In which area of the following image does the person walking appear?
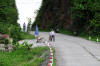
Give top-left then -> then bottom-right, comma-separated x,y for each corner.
23,22 -> 26,32
34,25 -> 39,43
49,30 -> 55,42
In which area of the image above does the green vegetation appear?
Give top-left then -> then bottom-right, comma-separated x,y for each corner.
0,0 -> 22,43
0,23 -> 22,43
53,48 -> 56,66
0,23 -> 35,44
20,32 -> 35,40
0,30 -> 35,44
71,0 -> 100,37
15,41 -> 33,50
0,47 -> 49,66
79,33 -> 100,42
27,18 -> 32,33
0,37 -> 9,44
59,29 -> 74,36
0,0 -> 34,43
39,29 -> 50,32
0,0 -> 18,25
59,30 -> 100,42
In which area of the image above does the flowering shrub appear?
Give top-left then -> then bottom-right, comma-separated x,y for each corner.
0,23 -> 22,43
0,34 -> 9,39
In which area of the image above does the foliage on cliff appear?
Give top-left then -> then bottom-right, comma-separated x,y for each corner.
71,0 -> 100,36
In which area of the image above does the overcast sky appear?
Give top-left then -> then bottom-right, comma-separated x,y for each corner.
15,0 -> 42,28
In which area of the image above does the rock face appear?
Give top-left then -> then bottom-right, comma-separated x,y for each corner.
33,0 -> 71,30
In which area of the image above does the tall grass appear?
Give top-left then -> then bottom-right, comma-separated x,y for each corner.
20,32 -> 35,40
0,47 -> 49,66
60,30 -> 100,42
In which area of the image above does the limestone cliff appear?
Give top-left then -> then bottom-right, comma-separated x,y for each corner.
33,0 -> 71,30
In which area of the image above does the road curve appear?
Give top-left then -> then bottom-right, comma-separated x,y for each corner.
38,32 -> 100,66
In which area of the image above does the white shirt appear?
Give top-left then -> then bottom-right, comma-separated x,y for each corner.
50,31 -> 55,36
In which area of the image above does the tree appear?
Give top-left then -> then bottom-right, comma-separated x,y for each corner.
71,0 -> 100,36
27,18 -> 32,33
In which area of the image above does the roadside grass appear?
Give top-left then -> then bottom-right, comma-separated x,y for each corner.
77,32 -> 100,42
38,30 -> 50,32
53,48 -> 56,66
59,29 -> 73,35
21,32 -> 35,40
89,36 -> 100,42
0,47 -> 49,66
60,30 -> 100,42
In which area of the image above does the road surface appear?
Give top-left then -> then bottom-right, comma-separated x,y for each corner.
39,32 -> 100,66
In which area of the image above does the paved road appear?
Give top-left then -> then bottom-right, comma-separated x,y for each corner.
39,32 -> 100,66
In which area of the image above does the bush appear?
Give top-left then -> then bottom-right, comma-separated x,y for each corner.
0,23 -> 22,44
15,42 -> 33,50
0,37 -> 5,44
5,39 -> 9,44
0,61 -> 4,66
0,37 -> 8,44
10,25 -> 22,43
71,0 -> 100,36
0,23 -> 10,34
0,0 -> 18,25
